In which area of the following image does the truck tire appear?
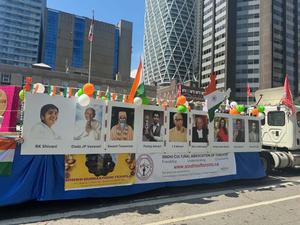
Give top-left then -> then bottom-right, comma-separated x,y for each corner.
259,152 -> 271,175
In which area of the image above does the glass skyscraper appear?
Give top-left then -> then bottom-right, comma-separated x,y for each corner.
0,0 -> 46,67
143,0 -> 200,85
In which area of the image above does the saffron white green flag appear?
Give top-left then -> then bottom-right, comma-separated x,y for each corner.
47,86 -> 56,96
203,73 -> 228,122
63,87 -> 72,98
0,139 -> 16,176
127,57 -> 146,103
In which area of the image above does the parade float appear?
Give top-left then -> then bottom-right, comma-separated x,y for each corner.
0,65 -> 266,207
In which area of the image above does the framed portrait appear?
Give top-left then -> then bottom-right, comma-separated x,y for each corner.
166,108 -> 189,153
106,101 -> 137,153
190,110 -> 209,153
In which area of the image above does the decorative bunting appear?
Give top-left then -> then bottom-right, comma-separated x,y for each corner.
93,91 -> 101,99
31,84 -> 39,94
64,87 -> 72,98
121,95 -> 127,102
47,86 -> 56,96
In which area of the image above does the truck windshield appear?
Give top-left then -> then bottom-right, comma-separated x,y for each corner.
297,112 -> 300,127
268,111 -> 285,126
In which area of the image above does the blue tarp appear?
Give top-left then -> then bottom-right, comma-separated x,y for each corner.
0,143 -> 265,207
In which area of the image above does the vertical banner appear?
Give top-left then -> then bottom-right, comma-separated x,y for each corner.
135,153 -> 236,184
0,86 -> 21,132
65,153 -> 136,190
166,108 -> 189,153
136,105 -> 165,153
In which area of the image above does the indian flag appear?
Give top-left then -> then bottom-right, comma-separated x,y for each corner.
105,87 -> 109,99
203,73 -> 225,122
31,84 -> 39,94
111,93 -> 117,101
121,95 -> 127,102
93,91 -> 101,99
0,139 -> 16,176
63,87 -> 72,98
47,86 -> 56,96
127,57 -> 146,103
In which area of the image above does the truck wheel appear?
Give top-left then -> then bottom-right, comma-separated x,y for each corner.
259,152 -> 271,175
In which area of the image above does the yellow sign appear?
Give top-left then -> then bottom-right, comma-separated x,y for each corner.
65,153 -> 136,190
0,89 -> 7,116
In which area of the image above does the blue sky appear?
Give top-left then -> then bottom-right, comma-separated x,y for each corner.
47,0 -> 145,76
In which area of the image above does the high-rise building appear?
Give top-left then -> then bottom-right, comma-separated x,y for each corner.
41,9 -> 133,81
0,0 -> 46,68
199,0 -> 300,104
143,0 -> 201,86
260,0 -> 299,98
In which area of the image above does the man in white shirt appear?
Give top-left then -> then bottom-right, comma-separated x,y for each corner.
74,108 -> 101,140
147,111 -> 164,142
169,113 -> 187,142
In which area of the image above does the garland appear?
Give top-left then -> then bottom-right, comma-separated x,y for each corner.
116,125 -> 128,140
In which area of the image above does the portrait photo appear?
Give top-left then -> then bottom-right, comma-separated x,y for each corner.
192,115 -> 208,143
74,104 -> 103,141
232,118 -> 245,143
30,103 -> 63,140
142,110 -> 164,142
214,117 -> 229,142
110,106 -> 135,141
169,112 -> 188,142
249,120 -> 260,142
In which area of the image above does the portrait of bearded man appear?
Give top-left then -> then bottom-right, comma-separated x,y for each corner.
110,111 -> 134,141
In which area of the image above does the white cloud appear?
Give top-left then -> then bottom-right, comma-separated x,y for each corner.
130,69 -> 137,78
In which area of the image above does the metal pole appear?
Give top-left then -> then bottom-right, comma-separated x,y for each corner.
88,40 -> 92,83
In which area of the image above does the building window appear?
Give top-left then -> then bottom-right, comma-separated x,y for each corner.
78,83 -> 84,89
22,76 -> 26,85
61,81 -> 69,87
43,78 -> 50,85
1,73 -> 11,83
95,85 -> 101,91
164,93 -> 166,97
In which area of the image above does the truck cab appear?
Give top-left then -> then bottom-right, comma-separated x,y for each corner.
253,87 -> 300,173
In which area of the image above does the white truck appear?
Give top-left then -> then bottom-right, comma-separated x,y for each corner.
252,87 -> 300,174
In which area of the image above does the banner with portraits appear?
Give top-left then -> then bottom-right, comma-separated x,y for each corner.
22,93 -> 261,155
135,153 -> 236,184
22,93 -> 106,155
65,153 -> 136,190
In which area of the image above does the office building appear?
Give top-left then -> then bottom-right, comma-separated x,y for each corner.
260,0 -> 299,98
143,0 -> 201,86
42,9 -> 133,81
0,0 -> 46,68
199,0 -> 300,104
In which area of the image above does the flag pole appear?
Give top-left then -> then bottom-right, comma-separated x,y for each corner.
88,9 -> 94,83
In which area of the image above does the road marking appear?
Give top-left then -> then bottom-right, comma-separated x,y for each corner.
1,180 -> 300,225
146,194 -> 300,225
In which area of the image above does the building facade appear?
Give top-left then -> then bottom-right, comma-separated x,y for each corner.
42,9 -> 133,81
0,63 -> 157,98
199,0 -> 300,104
0,0 -> 46,68
143,0 -> 201,86
260,0 -> 299,98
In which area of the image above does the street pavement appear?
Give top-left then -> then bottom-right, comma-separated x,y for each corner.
1,169 -> 300,225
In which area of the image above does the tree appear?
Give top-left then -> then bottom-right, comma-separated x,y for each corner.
294,96 -> 300,106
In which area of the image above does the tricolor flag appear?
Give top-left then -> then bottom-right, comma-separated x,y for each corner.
31,84 -> 39,94
225,99 -> 231,110
47,86 -> 56,96
247,82 -> 251,97
202,101 -> 208,112
93,91 -> 101,99
121,95 -> 127,102
151,98 -> 158,105
63,87 -> 72,98
282,74 -> 295,115
127,57 -> 146,103
203,73 -> 227,122
88,10 -> 94,42
105,86 -> 109,99
0,139 -> 16,176
111,93 -> 117,101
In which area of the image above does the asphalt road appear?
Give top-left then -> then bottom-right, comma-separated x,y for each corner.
1,169 -> 300,225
